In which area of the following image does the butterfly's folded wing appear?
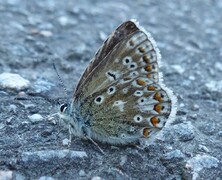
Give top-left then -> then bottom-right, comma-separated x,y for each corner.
73,20 -> 177,145
75,21 -> 139,95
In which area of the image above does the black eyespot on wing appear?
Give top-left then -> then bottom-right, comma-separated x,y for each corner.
95,97 -> 102,102
125,58 -> 130,63
130,64 -> 135,68
108,87 -> 114,93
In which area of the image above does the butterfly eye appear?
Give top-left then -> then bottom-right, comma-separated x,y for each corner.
60,103 -> 68,113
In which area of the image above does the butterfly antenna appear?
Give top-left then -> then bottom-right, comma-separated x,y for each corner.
53,63 -> 68,97
14,96 -> 60,105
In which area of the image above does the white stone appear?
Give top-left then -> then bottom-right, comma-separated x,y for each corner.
188,75 -> 195,80
79,170 -> 86,177
215,62 -> 222,71
0,171 -> 13,179
58,16 -> 69,26
28,114 -> 43,122
0,73 -> 30,90
39,176 -> 55,180
205,80 -> 222,92
9,104 -> 17,113
91,177 -> 102,180
40,30 -> 53,37
62,138 -> 71,146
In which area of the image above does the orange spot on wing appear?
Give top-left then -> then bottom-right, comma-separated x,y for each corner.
154,103 -> 162,113
136,79 -> 146,86
147,85 -> 156,91
151,116 -> 160,127
144,65 -> 152,72
154,92 -> 163,102
142,127 -> 150,137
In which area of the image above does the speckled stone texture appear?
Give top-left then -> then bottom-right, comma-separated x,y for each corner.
0,0 -> 221,179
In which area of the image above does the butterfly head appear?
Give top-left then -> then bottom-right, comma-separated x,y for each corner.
58,102 -> 73,125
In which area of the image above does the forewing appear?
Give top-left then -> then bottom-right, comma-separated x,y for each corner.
75,20 -> 140,94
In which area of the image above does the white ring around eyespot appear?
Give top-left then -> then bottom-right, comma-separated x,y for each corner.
134,114 -> 143,123
128,62 -> 137,70
134,90 -> 143,97
107,86 -> 116,95
137,97 -> 146,105
94,95 -> 104,105
122,56 -> 132,65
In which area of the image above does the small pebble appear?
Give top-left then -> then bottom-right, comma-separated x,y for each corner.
23,103 -> 36,109
62,138 -> 71,146
39,30 -> 53,37
192,104 -> 199,111
79,170 -> 86,177
189,114 -> 197,120
163,149 -> 185,161
91,177 -> 102,180
6,116 -> 13,124
9,104 -> 17,113
28,114 -> 43,122
58,16 -> 69,26
198,145 -> 210,153
0,171 -> 13,179
215,62 -> 222,71
39,176 -> 55,180
188,75 -> 195,80
0,73 -> 30,90
205,80 -> 222,92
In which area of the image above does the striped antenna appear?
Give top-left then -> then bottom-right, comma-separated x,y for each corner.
52,63 -> 68,97
14,96 -> 59,104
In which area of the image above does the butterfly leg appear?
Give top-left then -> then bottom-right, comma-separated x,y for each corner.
67,124 -> 72,147
82,127 -> 105,154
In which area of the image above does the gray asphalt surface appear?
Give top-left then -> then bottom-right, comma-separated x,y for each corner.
0,0 -> 221,179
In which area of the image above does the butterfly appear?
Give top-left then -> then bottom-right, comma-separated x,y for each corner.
59,19 -> 177,147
